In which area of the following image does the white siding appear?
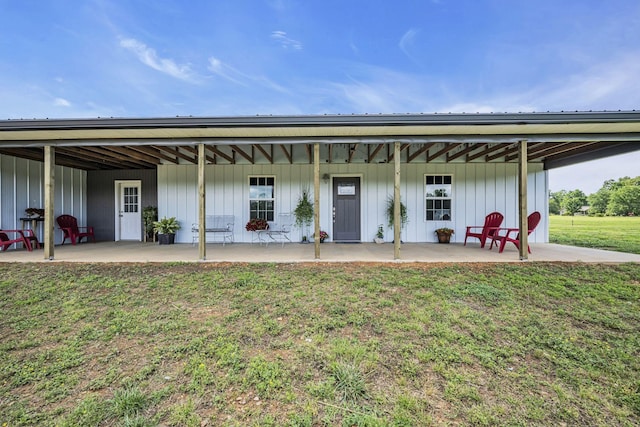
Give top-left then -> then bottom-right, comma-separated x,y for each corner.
0,154 -> 87,243
158,162 -> 548,244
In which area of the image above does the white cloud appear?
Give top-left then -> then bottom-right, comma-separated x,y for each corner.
271,31 -> 303,50
399,28 -> 420,59
119,37 -> 194,82
53,98 -> 71,107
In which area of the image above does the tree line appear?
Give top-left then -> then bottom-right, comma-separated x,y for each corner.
550,176 -> 640,216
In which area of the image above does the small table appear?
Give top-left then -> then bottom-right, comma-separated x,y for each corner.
20,217 -> 44,238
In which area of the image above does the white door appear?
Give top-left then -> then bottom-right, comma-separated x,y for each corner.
116,181 -> 142,241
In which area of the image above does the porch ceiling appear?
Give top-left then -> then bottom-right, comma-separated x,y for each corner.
1,111 -> 639,170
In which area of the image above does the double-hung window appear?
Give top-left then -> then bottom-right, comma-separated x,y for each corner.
249,176 -> 275,221
425,175 -> 452,221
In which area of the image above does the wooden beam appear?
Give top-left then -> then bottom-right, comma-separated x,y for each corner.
394,142 -> 401,260
518,140 -> 528,261
504,142 -> 546,161
427,143 -> 460,161
305,144 -> 312,164
207,145 -> 234,163
156,146 -> 197,163
328,144 -> 333,163
44,146 -> 55,260
407,142 -> 435,162
198,143 -> 206,261
230,145 -> 254,163
279,144 -> 292,164
314,143 -> 320,259
486,144 -> 519,162
367,143 -> 385,163
254,144 -> 273,163
347,143 -> 358,163
466,144 -> 508,161
446,143 -> 486,162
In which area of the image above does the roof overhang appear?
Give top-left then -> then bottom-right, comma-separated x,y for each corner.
1,111 -> 639,170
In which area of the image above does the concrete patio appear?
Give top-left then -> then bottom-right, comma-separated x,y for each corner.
1,241 -> 639,263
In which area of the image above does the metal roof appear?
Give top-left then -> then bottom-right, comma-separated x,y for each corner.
1,111 -> 639,170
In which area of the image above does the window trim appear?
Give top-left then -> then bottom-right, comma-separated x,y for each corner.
425,174 -> 453,222
248,175 -> 276,221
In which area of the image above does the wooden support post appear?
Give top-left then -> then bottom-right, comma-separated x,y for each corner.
314,143 -> 320,259
198,143 -> 206,261
44,145 -> 55,260
518,139 -> 528,261
394,141 -> 401,260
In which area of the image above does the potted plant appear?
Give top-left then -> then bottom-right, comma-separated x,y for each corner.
294,187 -> 314,242
435,227 -> 454,243
319,230 -> 328,243
374,224 -> 384,244
385,195 -> 408,243
245,218 -> 269,231
142,206 -> 158,242
153,216 -> 181,245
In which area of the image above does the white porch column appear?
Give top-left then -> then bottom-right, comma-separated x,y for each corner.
518,139 -> 528,261
44,145 -> 55,260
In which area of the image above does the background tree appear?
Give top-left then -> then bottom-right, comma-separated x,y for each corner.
607,185 -> 640,216
548,190 -> 566,215
560,189 -> 587,215
588,188 -> 610,215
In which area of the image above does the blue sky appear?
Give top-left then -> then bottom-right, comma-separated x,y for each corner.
1,0 -> 639,194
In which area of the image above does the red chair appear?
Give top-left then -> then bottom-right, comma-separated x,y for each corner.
0,229 -> 36,251
489,211 -> 541,253
464,211 -> 504,248
56,214 -> 96,245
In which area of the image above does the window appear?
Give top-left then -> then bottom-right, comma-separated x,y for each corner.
249,176 -> 275,221
425,175 -> 452,221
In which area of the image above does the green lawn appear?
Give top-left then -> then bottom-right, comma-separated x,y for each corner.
1,262 -> 639,426
549,215 -> 640,254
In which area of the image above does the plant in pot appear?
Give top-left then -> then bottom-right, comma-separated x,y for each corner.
318,230 -> 328,243
142,206 -> 158,242
435,227 -> 454,243
374,224 -> 384,244
385,195 -> 408,242
153,216 -> 181,245
294,187 -> 314,243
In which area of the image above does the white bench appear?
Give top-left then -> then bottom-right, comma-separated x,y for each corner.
191,215 -> 234,246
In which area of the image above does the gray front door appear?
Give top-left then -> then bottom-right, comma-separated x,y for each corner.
333,177 -> 361,242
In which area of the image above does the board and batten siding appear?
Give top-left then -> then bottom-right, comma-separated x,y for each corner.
0,154 -> 87,243
158,162 -> 548,244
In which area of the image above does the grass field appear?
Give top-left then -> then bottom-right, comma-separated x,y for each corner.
549,215 -> 640,254
1,262 -> 639,426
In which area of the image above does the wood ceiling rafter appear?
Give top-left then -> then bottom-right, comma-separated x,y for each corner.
503,142 -> 547,161
254,144 -> 273,163
58,147 -> 142,169
447,143 -> 486,162
543,141 -> 610,163
367,144 -> 385,163
486,143 -> 520,162
156,146 -> 196,164
279,144 -> 292,164
81,146 -> 154,168
230,145 -> 254,163
428,143 -> 461,162
206,145 -> 234,163
305,144 -> 312,164
466,143 -> 511,162
348,143 -> 359,163
407,142 -> 435,163
98,145 -> 160,167
135,146 -> 179,164
527,141 -> 602,162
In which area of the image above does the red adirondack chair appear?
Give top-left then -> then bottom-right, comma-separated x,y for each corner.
464,211 -> 504,248
0,229 -> 38,251
56,214 -> 96,245
489,211 -> 542,253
